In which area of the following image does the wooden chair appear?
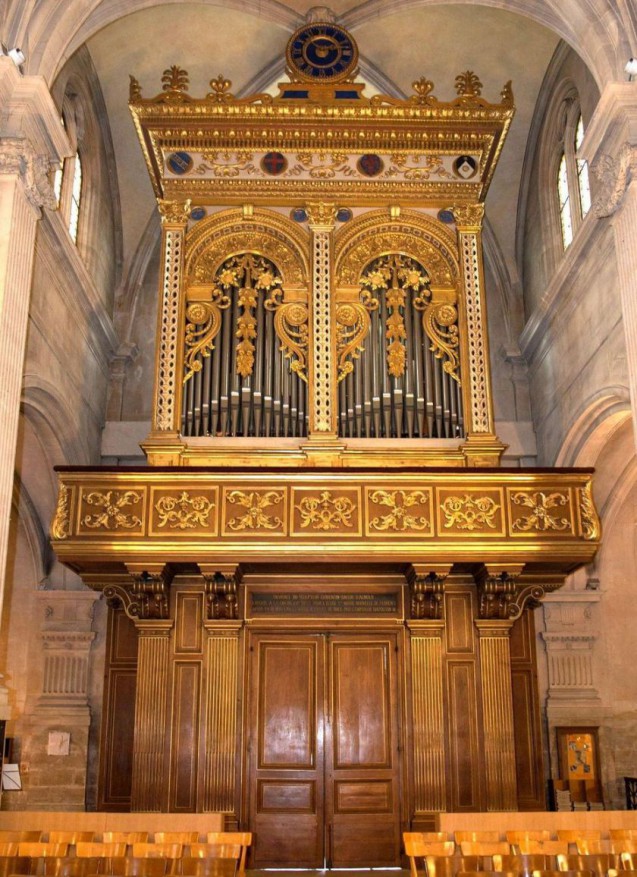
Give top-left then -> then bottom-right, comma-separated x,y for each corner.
458,870 -> 517,877
493,853 -> 550,876
405,838 -> 455,877
108,859 -> 168,877
460,842 -> 511,868
0,843 -> 19,857
75,844 -> 127,859
622,853 -> 637,869
519,842 -> 569,857
18,844 -> 69,876
153,835 -> 199,846
404,833 -> 449,845
47,835 -> 96,847
101,834 -> 149,846
426,856 -> 480,877
204,834 -> 252,875
456,833 -> 501,845
131,845 -> 183,860
0,856 -> 30,877
0,833 -> 41,844
557,833 -> 601,846
557,854 -> 620,876
612,842 -> 637,856
507,833 -> 552,847
531,870 -> 594,877
609,831 -> 637,842
54,858 -> 103,877
178,847 -> 241,877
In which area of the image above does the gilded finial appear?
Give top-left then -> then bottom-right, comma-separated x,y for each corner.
500,80 -> 514,107
207,74 -> 234,103
410,77 -> 437,106
161,65 -> 190,97
129,75 -> 142,101
454,70 -> 483,99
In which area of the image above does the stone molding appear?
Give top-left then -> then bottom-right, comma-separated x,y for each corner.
0,137 -> 56,210
592,142 -> 637,218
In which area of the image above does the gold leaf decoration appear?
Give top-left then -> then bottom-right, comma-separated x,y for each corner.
455,70 -> 483,98
296,491 -> 355,531
82,490 -> 143,530
51,485 -> 71,540
226,490 -> 284,531
155,492 -> 214,530
183,293 -> 231,382
441,494 -> 500,530
511,491 -> 570,532
335,302 -> 371,382
578,483 -> 600,541
369,490 -> 430,531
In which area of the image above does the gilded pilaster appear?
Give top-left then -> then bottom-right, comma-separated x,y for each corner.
475,619 -> 518,811
408,620 -> 447,813
454,204 -> 503,465
150,198 -> 190,437
307,202 -> 338,439
130,618 -> 173,812
202,621 -> 241,814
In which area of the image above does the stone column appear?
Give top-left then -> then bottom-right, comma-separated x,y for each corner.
454,204 -> 505,466
143,198 -> 190,464
306,202 -> 338,442
582,85 -> 637,449
0,58 -> 70,692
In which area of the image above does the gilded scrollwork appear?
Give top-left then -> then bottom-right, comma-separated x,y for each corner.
441,494 -> 500,531
369,490 -> 430,531
335,302 -> 371,382
82,490 -> 143,530
296,491 -> 355,531
226,490 -> 284,531
578,482 -> 600,541
510,491 -> 571,532
51,485 -> 71,541
158,198 -> 192,225
154,491 -> 215,530
183,293 -> 230,382
273,301 -> 309,383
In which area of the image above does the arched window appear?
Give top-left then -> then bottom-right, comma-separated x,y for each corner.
68,151 -> 83,243
557,106 -> 591,250
54,99 -> 84,245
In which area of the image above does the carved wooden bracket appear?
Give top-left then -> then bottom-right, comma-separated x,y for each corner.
102,564 -> 174,620
199,564 -> 243,620
407,564 -> 452,620
475,563 -> 555,621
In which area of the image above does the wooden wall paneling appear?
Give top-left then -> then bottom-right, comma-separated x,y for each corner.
444,586 -> 481,812
130,620 -> 173,812
409,621 -> 446,815
510,610 -> 545,810
170,661 -> 202,811
475,621 -> 518,811
201,623 -> 241,816
98,607 -> 138,810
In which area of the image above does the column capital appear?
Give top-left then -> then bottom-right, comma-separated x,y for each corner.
306,201 -> 337,230
452,203 -> 485,230
199,563 -> 242,620
406,563 -> 451,620
0,136 -> 56,210
157,198 -> 191,225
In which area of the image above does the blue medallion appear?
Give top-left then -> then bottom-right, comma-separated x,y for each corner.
167,151 -> 193,175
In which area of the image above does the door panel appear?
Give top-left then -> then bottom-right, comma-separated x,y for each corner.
327,636 -> 400,866
247,631 -> 400,868
249,636 -> 324,867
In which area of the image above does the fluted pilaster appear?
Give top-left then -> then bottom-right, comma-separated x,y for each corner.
307,203 -> 337,438
409,621 -> 446,812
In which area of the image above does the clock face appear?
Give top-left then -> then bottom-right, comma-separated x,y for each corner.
287,24 -> 358,82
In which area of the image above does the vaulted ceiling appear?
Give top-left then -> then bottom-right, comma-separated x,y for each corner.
83,2 -> 560,281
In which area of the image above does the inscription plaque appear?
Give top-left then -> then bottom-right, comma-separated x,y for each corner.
249,591 -> 399,617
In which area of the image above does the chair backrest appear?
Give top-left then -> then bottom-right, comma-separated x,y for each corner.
0,856 -> 30,877
102,834 -> 149,845
404,832 -> 449,844
426,856 -> 480,877
609,831 -> 637,841
456,833 -> 501,845
575,840 -> 613,856
75,843 -> 127,859
612,841 -> 637,855
557,833 -> 601,845
404,839 -> 454,877
457,871 -> 517,877
47,835 -> 95,846
0,833 -> 39,845
0,843 -> 19,857
493,854 -> 549,875
531,871 -> 595,877
204,834 -> 251,874
131,845 -> 182,860
55,857 -> 104,877
18,844 -> 69,859
179,848 -> 241,877
460,843 -> 511,858
110,858 -> 168,877
507,833 -> 552,845
557,853 -> 618,877
520,842 -> 568,857
622,852 -> 637,869
154,835 -> 199,846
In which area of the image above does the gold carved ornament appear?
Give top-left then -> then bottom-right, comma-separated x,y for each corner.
510,491 -> 570,532
579,482 -> 600,540
296,491 -> 355,531
226,490 -> 284,531
51,485 -> 71,540
368,489 -> 430,531
184,251 -> 309,384
154,492 -> 214,530
441,494 -> 500,530
335,302 -> 371,381
82,490 -> 143,530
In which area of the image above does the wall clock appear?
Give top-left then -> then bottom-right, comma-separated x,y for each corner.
287,23 -> 358,82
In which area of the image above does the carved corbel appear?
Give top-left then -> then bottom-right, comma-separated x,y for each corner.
407,564 -> 451,619
476,564 -> 524,620
591,142 -> 637,218
199,564 -> 243,620
108,563 -> 175,620
0,137 -> 57,211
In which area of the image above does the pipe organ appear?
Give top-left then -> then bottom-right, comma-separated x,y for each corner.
52,18 -> 600,869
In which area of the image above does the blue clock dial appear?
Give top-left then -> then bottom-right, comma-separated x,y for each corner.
287,24 -> 358,82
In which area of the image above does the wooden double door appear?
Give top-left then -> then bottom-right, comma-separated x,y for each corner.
246,630 -> 402,868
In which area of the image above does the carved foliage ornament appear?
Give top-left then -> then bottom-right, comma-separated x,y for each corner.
511,491 -> 570,532
226,490 -> 284,531
82,490 -> 143,530
578,482 -> 600,541
296,491 -> 355,531
0,138 -> 56,210
51,485 -> 71,541
369,489 -> 430,532
154,491 -> 214,530
130,68 -> 272,106
441,494 -> 500,530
